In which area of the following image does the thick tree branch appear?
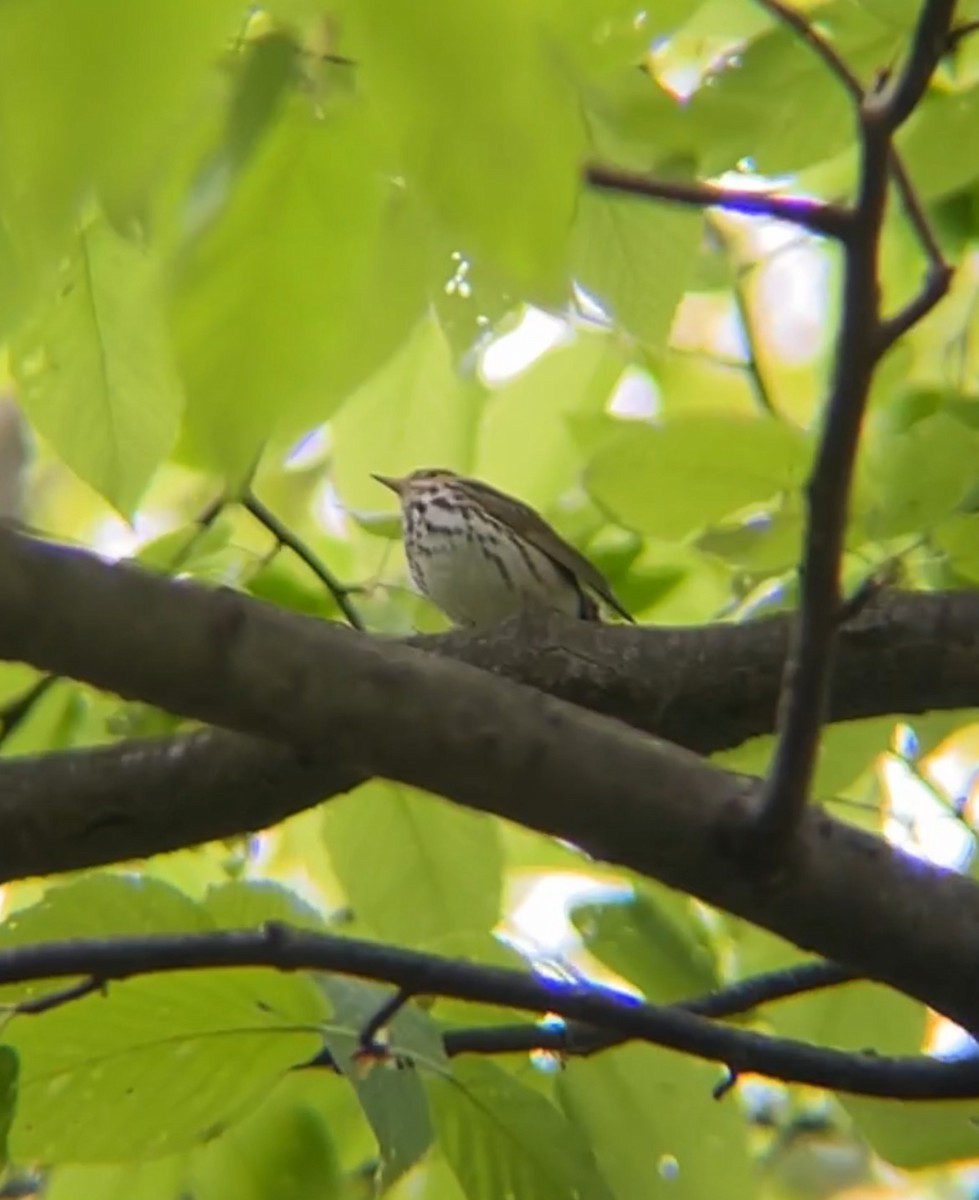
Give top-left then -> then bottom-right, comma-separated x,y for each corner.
1,530 -> 979,1029
1,585 -> 977,882
0,925 -> 974,1099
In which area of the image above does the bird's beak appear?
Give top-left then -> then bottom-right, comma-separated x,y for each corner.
371,473 -> 406,497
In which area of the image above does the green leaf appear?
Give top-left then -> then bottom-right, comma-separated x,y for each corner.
569,883 -> 719,1003
765,980 -> 926,1053
189,1073 -> 342,1200
586,416 -> 812,538
572,193 -> 703,351
345,0 -> 583,301
331,314 -> 483,517
47,1158 -> 188,1200
429,1059 -> 615,1200
691,5 -> 901,175
475,333 -> 627,511
12,215 -> 183,515
46,1075 -> 345,1200
856,412 -> 979,540
203,880 -> 327,931
7,967 -> 325,1161
172,97 -> 387,478
322,783 -> 503,949
841,1093 -> 979,1170
318,976 -> 444,1190
558,1045 -> 755,1200
0,0 -> 242,292
0,1048 -> 18,1171
0,876 -> 327,1160
898,85 -> 979,201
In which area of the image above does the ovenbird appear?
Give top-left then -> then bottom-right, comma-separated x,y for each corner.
373,468 -> 633,628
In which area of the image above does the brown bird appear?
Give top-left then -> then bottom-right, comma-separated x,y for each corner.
373,468 -> 633,628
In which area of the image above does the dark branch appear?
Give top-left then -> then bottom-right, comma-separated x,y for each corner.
2,530 -> 979,1028
752,0 -> 956,856
867,0 -> 958,131
440,960 -> 858,1060
584,166 -> 850,240
0,924 -> 973,1100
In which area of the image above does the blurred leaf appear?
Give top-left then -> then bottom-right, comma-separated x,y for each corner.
13,215 -> 183,515
323,783 -> 503,949
898,85 -> 979,201
570,884 -> 719,1003
344,0 -> 583,301
558,1045 -> 755,1200
0,1049 -> 17,1171
429,1059 -> 615,1200
587,415 -> 811,538
203,880 -> 327,931
189,1073 -> 342,1200
842,1093 -> 979,1170
172,97 -> 386,478
766,980 -> 926,1052
856,412 -> 979,540
476,333 -> 627,510
691,4 -> 901,175
573,194 -> 703,352
0,0 -> 241,290
332,314 -> 484,516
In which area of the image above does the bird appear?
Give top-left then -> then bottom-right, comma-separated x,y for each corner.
372,468 -> 633,628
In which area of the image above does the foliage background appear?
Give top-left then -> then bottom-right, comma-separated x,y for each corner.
1,0 -> 979,1197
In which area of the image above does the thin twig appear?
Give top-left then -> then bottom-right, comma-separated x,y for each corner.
440,960 -> 857,1061
11,977 -> 104,1015
753,0 -> 863,100
946,19 -> 979,54
585,166 -> 850,240
0,674 -> 57,749
0,923 -> 970,1099
242,489 -> 365,631
708,217 -> 780,416
359,986 -> 414,1051
751,0 -> 956,857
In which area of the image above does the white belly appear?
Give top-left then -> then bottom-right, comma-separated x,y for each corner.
408,504 -> 580,626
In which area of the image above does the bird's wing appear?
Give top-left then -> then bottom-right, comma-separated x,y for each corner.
466,479 -> 635,623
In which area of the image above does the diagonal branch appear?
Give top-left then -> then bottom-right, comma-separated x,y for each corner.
2,529 -> 979,1028
0,924 -> 973,1099
241,489 -> 365,631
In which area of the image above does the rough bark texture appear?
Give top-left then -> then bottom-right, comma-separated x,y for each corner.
1,529 -> 979,1030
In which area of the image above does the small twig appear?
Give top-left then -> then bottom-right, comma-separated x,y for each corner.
11,976 -> 104,1015
442,960 -> 858,1061
359,986 -> 414,1052
753,0 -> 863,101
709,218 -> 780,416
585,166 -> 850,240
877,153 -> 953,352
241,489 -> 365,631
0,674 -> 57,749
946,19 -> 979,54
